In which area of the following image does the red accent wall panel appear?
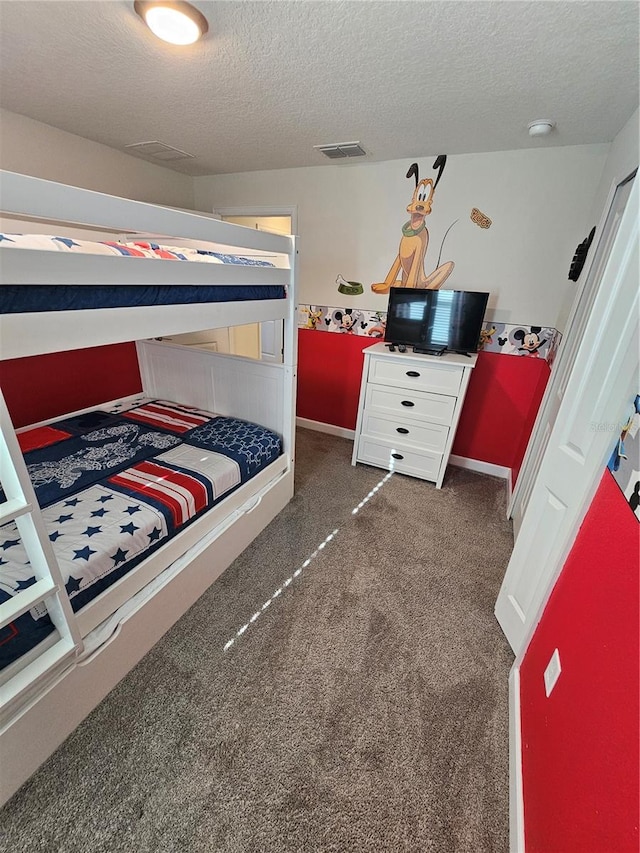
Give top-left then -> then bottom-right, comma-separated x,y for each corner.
297,329 -> 378,429
0,343 -> 142,428
297,334 -> 550,473
452,351 -> 550,470
520,471 -> 639,853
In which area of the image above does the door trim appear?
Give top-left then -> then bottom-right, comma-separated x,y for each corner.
509,663 -> 526,853
214,205 -> 298,237
508,169 -> 637,523
496,176 -> 638,655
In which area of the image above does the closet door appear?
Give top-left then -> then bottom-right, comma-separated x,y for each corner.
509,170 -> 636,537
496,178 -> 638,655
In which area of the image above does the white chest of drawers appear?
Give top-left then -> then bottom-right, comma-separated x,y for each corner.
351,342 -> 477,488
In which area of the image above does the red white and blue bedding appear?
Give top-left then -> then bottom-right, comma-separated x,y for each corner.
0,235 -> 285,312
0,400 -> 282,669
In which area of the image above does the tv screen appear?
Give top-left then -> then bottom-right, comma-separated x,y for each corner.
384,288 -> 490,354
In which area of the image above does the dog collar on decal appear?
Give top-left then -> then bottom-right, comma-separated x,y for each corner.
402,220 -> 426,238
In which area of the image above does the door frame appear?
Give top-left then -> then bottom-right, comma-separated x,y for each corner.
508,169 -> 637,528
214,205 -> 298,364
214,205 -> 298,237
497,175 -> 638,654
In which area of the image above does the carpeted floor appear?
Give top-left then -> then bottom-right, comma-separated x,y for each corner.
2,428 -> 514,853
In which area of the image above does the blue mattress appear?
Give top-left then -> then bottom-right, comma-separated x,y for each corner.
0,284 -> 286,313
0,400 -> 283,669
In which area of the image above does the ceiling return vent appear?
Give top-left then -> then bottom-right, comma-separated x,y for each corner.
124,141 -> 196,162
314,141 -> 367,159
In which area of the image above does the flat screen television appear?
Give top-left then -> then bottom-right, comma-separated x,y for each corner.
384,287 -> 490,355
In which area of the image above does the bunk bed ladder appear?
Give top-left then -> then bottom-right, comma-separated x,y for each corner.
0,390 -> 83,718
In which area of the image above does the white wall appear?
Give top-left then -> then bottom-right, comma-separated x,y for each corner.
0,109 -> 194,209
194,144 -> 608,328
556,109 -> 639,332
589,108 -> 639,227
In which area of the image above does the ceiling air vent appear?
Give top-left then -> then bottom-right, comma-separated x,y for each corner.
314,141 -> 367,160
124,141 -> 196,162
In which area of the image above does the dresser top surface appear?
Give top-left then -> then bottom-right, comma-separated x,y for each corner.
364,342 -> 478,368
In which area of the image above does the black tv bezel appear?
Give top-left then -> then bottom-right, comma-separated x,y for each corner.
384,287 -> 490,355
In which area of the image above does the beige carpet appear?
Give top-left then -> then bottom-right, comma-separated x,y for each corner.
2,428 -> 514,852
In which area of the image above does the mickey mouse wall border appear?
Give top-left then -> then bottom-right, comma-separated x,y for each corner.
299,305 -> 561,362
478,321 -> 562,363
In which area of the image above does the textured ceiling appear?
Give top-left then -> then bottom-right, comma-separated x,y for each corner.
0,1 -> 638,176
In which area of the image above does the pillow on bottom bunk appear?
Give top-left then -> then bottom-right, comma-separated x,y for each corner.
0,401 -> 282,670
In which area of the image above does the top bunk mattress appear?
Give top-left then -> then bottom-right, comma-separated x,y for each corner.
0,235 -> 286,312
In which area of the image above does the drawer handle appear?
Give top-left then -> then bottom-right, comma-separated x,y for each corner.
391,453 -> 404,460
401,400 -> 415,407
406,371 -> 421,377
396,427 -> 409,434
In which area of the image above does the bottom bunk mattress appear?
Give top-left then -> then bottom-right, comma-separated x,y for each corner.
0,400 -> 283,670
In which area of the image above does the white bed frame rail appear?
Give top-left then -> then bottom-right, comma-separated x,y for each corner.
0,170 -> 297,361
0,170 -> 292,254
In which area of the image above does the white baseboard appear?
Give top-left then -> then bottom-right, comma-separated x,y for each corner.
296,417 -> 355,440
449,454 -> 511,481
509,663 -> 526,852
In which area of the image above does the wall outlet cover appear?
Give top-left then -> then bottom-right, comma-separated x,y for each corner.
544,648 -> 562,697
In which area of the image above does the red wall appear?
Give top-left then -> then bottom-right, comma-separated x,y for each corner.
452,351 -> 550,474
0,343 -> 142,428
297,331 -> 549,474
520,471 -> 639,853
297,329 -> 378,429
5,333 -> 549,482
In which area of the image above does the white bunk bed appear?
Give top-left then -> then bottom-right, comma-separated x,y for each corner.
0,170 -> 298,805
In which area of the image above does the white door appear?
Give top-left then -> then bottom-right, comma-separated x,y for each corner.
259,319 -> 284,363
496,178 -> 639,655
509,170 -> 637,537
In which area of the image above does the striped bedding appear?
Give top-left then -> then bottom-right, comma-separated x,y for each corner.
0,234 -> 285,312
0,235 -> 276,265
0,400 -> 282,669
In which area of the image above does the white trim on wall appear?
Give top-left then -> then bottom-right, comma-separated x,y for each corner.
214,205 -> 299,237
448,454 -> 511,481
509,664 -> 526,853
296,417 -> 355,440
296,424 -> 515,487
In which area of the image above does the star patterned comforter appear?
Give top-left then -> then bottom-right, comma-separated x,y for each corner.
0,234 -> 285,312
0,400 -> 282,669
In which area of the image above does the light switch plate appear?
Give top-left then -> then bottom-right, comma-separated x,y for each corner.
544,648 -> 562,697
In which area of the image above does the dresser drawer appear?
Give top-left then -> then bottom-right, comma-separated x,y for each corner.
356,437 -> 442,481
365,384 -> 456,426
362,411 -> 449,453
368,357 -> 463,396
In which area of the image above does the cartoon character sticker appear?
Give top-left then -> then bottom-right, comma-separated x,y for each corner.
325,308 -> 368,334
470,208 -> 492,229
371,156 -> 455,294
301,306 -> 324,329
477,322 -> 559,361
479,326 -> 497,349
336,274 -> 364,296
511,326 -> 548,357
366,312 -> 387,338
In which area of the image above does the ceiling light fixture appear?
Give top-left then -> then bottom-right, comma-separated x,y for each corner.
528,120 -> 555,138
134,1 -> 208,45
